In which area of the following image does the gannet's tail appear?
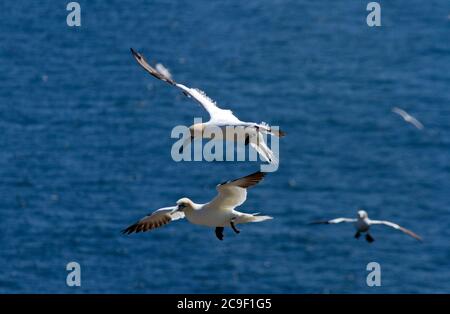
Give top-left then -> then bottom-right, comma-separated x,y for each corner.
234,212 -> 273,224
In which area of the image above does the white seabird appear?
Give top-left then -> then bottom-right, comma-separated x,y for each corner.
311,209 -> 422,243
122,171 -> 272,240
130,48 -> 285,165
392,107 -> 424,130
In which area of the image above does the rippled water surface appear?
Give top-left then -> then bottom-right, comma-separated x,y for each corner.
0,1 -> 450,293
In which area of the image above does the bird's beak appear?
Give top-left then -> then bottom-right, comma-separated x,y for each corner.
169,206 -> 180,213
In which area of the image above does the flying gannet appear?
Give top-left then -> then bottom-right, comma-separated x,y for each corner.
392,107 -> 424,130
311,209 -> 422,243
122,171 -> 272,240
130,48 -> 285,165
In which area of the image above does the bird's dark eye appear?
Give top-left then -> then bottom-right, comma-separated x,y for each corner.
178,204 -> 186,209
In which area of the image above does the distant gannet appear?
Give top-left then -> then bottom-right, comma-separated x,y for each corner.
311,209 -> 422,243
122,171 -> 272,240
392,107 -> 424,130
130,48 -> 285,165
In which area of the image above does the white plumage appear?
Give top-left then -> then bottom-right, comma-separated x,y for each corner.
123,171 -> 272,240
130,48 -> 285,165
311,210 -> 422,242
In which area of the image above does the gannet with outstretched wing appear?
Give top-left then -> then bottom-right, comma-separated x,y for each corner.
392,107 -> 424,130
130,48 -> 285,165
311,209 -> 422,243
122,171 -> 272,240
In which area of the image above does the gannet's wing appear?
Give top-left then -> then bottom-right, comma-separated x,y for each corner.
130,48 -> 240,123
208,171 -> 266,210
369,220 -> 422,241
392,107 -> 424,130
407,116 -> 424,130
392,107 -> 408,119
122,206 -> 184,234
310,218 -> 356,224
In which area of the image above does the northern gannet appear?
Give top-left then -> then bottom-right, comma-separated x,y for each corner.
311,209 -> 422,243
130,48 -> 285,165
392,107 -> 424,130
122,171 -> 272,240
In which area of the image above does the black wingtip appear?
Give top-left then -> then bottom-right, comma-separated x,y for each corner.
252,171 -> 267,179
246,171 -> 266,180
130,48 -> 141,59
219,171 -> 267,187
121,223 -> 137,235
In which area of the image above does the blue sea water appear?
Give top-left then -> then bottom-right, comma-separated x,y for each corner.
0,0 -> 450,293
